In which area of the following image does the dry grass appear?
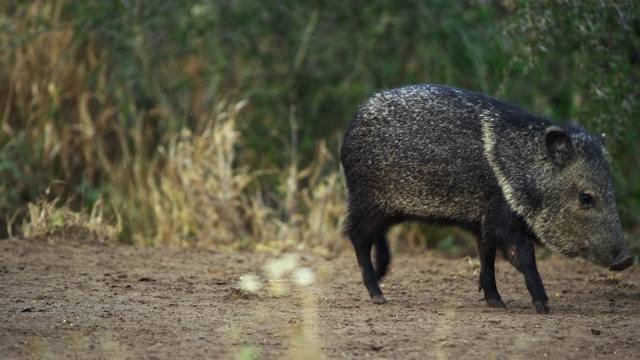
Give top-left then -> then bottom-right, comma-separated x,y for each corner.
1,0 -> 123,232
108,99 -> 347,251
133,100 -> 254,248
21,191 -> 121,242
1,0 -> 113,177
19,98 -> 347,252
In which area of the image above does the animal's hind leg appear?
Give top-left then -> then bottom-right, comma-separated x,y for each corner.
374,233 -> 390,280
355,239 -> 386,304
476,235 -> 506,308
346,216 -> 388,304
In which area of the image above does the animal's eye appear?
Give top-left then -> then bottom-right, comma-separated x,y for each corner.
579,193 -> 594,208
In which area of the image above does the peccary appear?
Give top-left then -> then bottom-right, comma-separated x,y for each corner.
340,84 -> 634,314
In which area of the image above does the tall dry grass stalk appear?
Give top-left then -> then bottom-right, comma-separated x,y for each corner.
296,143 -> 347,255
1,0 -> 123,235
147,100 -> 253,247
1,0 -> 109,176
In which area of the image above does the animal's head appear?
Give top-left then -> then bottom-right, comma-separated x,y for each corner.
530,126 -> 632,271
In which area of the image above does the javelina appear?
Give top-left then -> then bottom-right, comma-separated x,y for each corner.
340,84 -> 634,314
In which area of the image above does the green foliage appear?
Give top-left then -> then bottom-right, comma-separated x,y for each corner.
1,0 -> 638,250
502,0 -> 640,227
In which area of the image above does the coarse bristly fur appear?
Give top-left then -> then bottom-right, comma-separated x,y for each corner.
340,84 -> 633,314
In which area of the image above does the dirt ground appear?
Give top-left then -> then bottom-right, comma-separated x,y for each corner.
1,230 -> 639,360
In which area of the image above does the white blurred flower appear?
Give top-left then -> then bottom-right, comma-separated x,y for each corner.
240,274 -> 262,293
264,253 -> 299,280
293,267 -> 315,286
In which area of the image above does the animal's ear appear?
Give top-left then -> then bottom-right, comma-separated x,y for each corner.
600,133 -> 606,146
545,127 -> 573,168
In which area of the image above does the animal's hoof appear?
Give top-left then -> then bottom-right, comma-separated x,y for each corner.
609,252 -> 634,271
534,301 -> 550,314
486,298 -> 507,308
372,295 -> 388,304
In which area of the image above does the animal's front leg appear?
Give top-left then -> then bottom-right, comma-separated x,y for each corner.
484,197 -> 549,314
502,236 -> 549,314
